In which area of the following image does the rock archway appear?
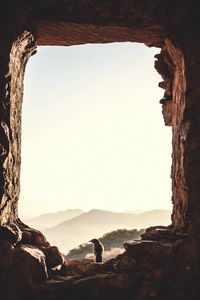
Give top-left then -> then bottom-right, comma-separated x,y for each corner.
0,1 -> 200,299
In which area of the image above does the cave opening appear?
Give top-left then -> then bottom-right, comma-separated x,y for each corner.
19,42 -> 172,257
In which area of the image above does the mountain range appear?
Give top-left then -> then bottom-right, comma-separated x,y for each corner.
24,208 -> 171,253
25,209 -> 83,230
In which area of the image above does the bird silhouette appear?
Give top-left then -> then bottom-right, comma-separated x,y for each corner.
89,239 -> 104,263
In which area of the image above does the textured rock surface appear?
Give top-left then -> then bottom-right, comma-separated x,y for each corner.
42,246 -> 65,269
13,245 -> 48,284
0,31 -> 36,225
0,1 -> 200,299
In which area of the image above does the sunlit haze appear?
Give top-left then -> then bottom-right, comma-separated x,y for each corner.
19,42 -> 172,219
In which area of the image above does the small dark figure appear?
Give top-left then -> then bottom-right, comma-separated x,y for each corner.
89,239 -> 104,263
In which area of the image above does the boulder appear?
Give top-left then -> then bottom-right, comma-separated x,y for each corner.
42,246 -> 64,270
73,273 -> 132,300
0,223 -> 22,244
14,245 -> 48,285
123,240 -> 174,258
57,259 -> 94,277
20,227 -> 50,248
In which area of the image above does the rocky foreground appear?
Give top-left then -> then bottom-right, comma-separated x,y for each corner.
0,221 -> 199,300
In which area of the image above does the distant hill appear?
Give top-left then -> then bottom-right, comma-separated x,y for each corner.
66,228 -> 145,259
44,209 -> 171,253
25,209 -> 83,230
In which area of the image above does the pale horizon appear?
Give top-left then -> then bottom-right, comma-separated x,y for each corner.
24,207 -> 172,221
19,42 -> 172,219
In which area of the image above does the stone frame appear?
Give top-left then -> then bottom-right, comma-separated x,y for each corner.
0,2 -> 200,299
0,1 -> 195,233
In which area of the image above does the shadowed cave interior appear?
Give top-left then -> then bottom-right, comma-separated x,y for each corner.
0,2 -> 200,299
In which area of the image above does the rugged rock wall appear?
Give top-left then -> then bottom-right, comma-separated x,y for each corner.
0,32 -> 36,225
0,1 -> 200,299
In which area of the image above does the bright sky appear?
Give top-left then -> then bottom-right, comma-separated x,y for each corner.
19,42 -> 172,219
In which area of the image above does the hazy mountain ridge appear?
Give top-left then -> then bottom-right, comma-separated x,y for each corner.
47,209 -> 171,231
43,209 -> 171,252
25,209 -> 83,230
